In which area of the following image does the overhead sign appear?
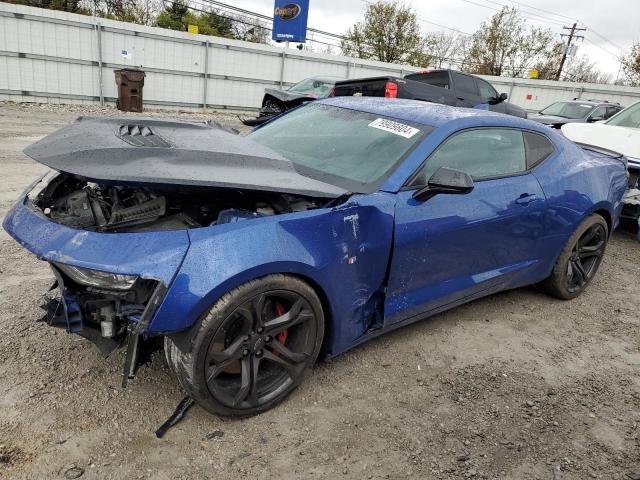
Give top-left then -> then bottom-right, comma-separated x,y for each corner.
272,0 -> 309,43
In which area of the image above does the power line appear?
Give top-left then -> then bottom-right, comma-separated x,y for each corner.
201,0 -> 353,44
501,0 -> 577,23
359,0 -> 471,36
164,0 -> 343,49
583,37 -> 621,60
472,0 -> 567,27
458,0 -> 567,28
584,27 -> 626,54
474,0 -> 628,58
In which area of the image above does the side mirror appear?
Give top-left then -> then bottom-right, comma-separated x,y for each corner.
588,115 -> 605,123
488,92 -> 508,105
412,167 -> 474,202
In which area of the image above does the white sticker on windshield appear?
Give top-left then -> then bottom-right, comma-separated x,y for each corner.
368,118 -> 420,138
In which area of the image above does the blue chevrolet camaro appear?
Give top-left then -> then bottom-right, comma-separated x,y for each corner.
3,98 -> 628,415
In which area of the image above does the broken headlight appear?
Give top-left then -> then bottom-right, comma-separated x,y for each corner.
55,263 -> 138,291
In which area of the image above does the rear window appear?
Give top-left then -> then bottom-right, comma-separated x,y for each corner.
250,104 -> 431,193
523,132 -> 555,169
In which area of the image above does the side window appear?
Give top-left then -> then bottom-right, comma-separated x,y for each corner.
476,78 -> 497,102
590,106 -> 606,120
409,128 -> 527,186
605,106 -> 620,119
523,132 -> 554,169
453,73 -> 478,97
406,72 -> 450,89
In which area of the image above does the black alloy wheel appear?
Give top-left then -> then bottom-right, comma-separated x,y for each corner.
165,275 -> 324,416
543,213 -> 608,300
566,222 -> 607,293
204,290 -> 318,409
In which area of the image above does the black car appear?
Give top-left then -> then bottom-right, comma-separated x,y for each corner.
529,100 -> 622,128
333,69 -> 528,119
242,76 -> 343,126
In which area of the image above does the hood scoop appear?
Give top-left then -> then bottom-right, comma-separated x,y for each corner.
117,124 -> 171,148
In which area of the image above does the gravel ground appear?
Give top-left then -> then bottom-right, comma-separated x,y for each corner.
0,101 -> 639,480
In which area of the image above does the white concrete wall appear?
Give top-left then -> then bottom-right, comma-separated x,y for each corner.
1,2 -> 639,112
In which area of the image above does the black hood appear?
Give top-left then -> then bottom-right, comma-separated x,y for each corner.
263,87 -> 314,103
23,117 -> 347,198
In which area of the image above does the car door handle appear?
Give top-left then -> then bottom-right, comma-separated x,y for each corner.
516,193 -> 537,206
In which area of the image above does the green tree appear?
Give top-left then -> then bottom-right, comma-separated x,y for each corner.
621,41 -> 640,86
6,0 -> 90,14
463,6 -> 562,78
154,2 -> 266,42
154,0 -> 189,31
341,1 -> 426,66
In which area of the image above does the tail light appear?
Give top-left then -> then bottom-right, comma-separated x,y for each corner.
384,81 -> 398,98
328,87 -> 335,97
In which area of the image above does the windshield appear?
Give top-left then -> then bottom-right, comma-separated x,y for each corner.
250,103 -> 430,193
606,101 -> 640,128
288,78 -> 336,98
540,102 -> 594,119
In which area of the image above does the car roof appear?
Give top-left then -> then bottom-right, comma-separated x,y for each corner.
553,100 -> 617,107
318,96 -> 521,128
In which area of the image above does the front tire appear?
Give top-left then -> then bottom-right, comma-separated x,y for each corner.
165,274 -> 324,416
543,214 -> 608,300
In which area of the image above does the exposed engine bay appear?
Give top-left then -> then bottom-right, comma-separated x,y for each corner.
32,173 -> 328,232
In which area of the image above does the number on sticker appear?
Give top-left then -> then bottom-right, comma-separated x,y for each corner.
368,118 -> 420,138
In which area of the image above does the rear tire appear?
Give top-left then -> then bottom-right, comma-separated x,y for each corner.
543,214 -> 608,300
164,274 -> 324,416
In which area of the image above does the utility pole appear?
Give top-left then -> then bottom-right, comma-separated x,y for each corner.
556,22 -> 586,81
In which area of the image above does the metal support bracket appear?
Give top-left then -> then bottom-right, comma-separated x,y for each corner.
279,46 -> 287,87
203,40 -> 209,111
122,328 -> 141,388
96,22 -> 104,106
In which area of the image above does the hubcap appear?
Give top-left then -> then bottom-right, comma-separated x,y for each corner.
204,290 -> 317,410
566,223 -> 606,292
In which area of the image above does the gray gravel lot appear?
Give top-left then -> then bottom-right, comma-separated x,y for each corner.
0,101 -> 639,480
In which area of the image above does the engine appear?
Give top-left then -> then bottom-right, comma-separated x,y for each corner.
32,173 -> 324,232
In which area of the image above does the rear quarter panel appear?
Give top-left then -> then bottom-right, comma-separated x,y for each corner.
532,131 -> 627,271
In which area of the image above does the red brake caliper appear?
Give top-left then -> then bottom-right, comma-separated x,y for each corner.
274,302 -> 288,346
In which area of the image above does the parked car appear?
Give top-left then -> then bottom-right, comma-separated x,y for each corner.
241,76 -> 343,126
4,99 -> 627,416
333,68 -> 528,118
529,99 -> 622,128
562,100 -> 640,228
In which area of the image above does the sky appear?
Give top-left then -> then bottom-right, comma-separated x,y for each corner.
231,0 -> 640,79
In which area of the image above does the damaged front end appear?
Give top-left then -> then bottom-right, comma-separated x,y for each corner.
8,165 -> 336,384
15,170 -> 331,382
43,261 -> 166,385
4,115 -> 357,384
